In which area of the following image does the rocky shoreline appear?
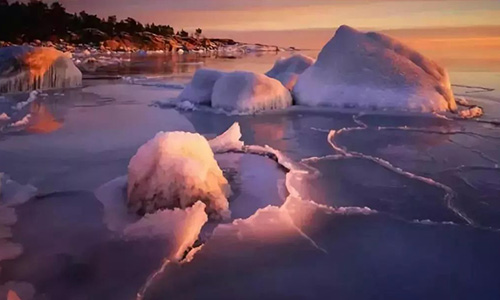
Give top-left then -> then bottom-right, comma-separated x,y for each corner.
0,31 -> 295,56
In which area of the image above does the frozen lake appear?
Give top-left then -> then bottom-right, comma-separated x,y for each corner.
1,52 -> 500,300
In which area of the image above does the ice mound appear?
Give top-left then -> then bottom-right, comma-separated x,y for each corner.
266,54 -> 315,90
177,69 -> 225,105
212,71 -> 292,113
293,25 -> 457,112
127,131 -> 231,219
0,46 -> 82,93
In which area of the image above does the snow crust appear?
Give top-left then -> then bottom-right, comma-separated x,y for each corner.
266,54 -> 315,90
0,46 -> 82,93
127,131 -> 231,219
293,25 -> 457,112
212,71 -> 292,113
177,69 -> 225,105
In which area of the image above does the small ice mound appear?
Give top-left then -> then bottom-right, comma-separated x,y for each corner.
127,131 -> 231,219
293,25 -> 457,112
177,69 -> 225,105
0,113 -> 10,121
458,106 -> 484,119
266,54 -> 315,90
212,71 -> 292,113
0,46 -> 82,93
208,122 -> 244,153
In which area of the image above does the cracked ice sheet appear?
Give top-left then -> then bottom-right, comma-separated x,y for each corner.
142,195 -> 500,300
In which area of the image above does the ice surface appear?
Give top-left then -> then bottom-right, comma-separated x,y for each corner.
127,131 -> 231,218
177,69 -> 225,105
0,46 -> 82,93
266,54 -> 315,90
293,25 -> 457,112
212,71 -> 292,113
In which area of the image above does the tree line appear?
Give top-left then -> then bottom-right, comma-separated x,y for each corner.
0,0 -> 201,43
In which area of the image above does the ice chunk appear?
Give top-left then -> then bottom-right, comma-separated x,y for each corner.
127,131 -> 231,219
266,54 -> 315,90
212,71 -> 292,113
0,113 -> 10,121
124,201 -> 208,260
177,69 -> 225,105
458,106 -> 484,119
0,240 -> 22,262
0,46 -> 82,93
293,25 -> 457,112
208,122 -> 244,153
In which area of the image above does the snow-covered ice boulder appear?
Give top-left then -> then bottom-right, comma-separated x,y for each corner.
212,71 -> 292,113
177,69 -> 225,105
0,46 -> 82,93
293,25 -> 457,112
127,131 -> 231,219
266,54 -> 315,90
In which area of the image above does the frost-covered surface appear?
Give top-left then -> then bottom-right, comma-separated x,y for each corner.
266,54 -> 315,90
294,25 -> 457,112
0,46 -> 82,93
127,131 -> 231,218
177,69 -> 225,105
212,71 -> 292,113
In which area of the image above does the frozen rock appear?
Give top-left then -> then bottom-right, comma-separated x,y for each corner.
266,54 -> 315,90
212,71 -> 292,113
177,69 -> 225,105
293,25 -> 457,112
0,46 -> 82,93
127,131 -> 231,219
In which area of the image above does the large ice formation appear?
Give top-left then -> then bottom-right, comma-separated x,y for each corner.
177,69 -> 225,105
0,46 -> 82,93
127,131 -> 231,219
266,54 -> 315,90
293,25 -> 457,112
212,71 -> 292,113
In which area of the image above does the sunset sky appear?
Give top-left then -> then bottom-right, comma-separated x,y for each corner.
47,0 -> 500,32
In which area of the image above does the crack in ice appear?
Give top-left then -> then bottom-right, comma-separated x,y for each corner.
324,115 -> 475,225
